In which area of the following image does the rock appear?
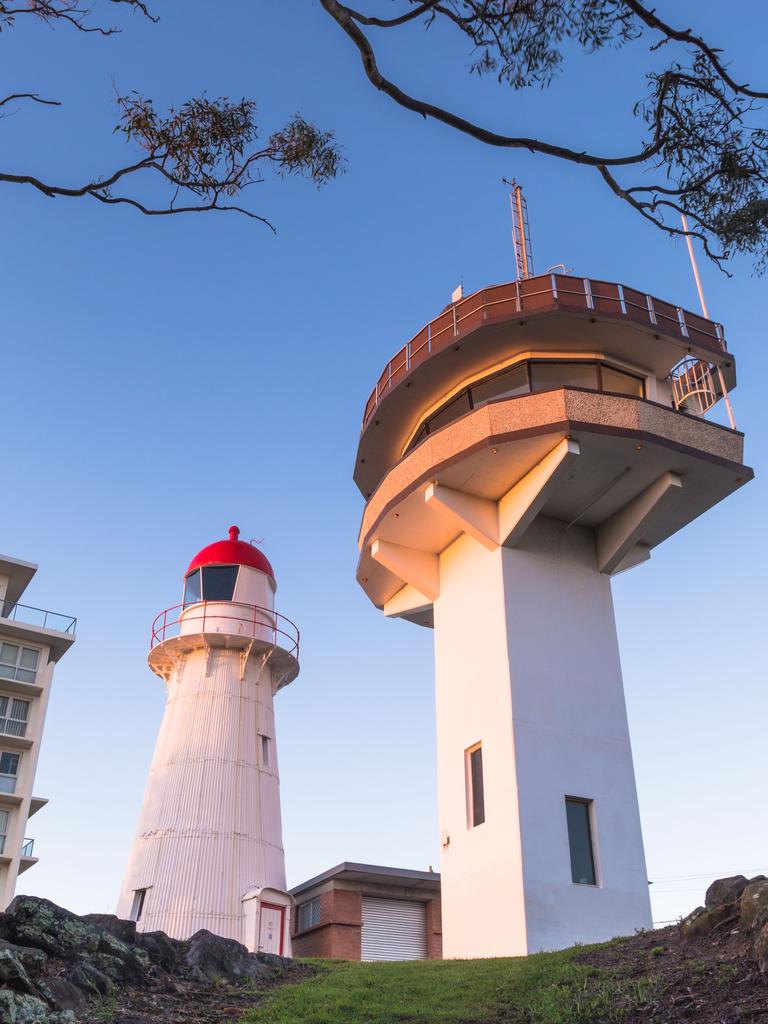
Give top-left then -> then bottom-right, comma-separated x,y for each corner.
754,920 -> 768,972
0,991 -> 49,1023
184,930 -> 273,983
705,875 -> 749,909
3,898 -> 100,959
82,914 -> 137,946
680,903 -> 736,939
0,941 -> 46,978
94,932 -> 148,982
740,880 -> 768,931
257,951 -> 289,969
0,948 -> 37,995
34,978 -> 86,1014
66,962 -> 114,997
136,930 -> 181,972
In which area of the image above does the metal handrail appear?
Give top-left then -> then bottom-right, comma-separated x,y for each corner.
20,838 -> 34,858
150,601 -> 300,661
362,273 -> 727,429
0,601 -> 76,635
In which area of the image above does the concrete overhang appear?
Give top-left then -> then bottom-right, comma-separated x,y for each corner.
290,862 -> 441,900
356,389 -> 751,616
0,555 -> 37,606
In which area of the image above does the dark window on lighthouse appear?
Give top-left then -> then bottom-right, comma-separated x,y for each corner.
201,565 -> 239,602
183,570 -> 202,607
130,888 -> 148,922
565,798 -> 597,885
466,743 -> 485,828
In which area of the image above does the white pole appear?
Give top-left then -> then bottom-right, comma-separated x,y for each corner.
681,214 -> 736,430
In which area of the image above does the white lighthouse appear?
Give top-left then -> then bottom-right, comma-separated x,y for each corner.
118,526 -> 299,955
354,268 -> 751,958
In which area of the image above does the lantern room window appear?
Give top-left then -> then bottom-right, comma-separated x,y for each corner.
183,569 -> 202,607
184,566 -> 239,606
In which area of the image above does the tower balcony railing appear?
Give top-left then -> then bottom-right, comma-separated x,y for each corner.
361,273 -> 727,429
0,601 -> 77,635
150,601 -> 300,661
20,838 -> 34,858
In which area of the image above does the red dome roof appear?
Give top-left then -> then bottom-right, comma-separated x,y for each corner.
186,526 -> 274,579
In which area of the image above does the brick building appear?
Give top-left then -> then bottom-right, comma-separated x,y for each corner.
290,863 -> 441,961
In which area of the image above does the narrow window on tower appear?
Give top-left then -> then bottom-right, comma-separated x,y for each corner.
260,734 -> 270,768
465,743 -> 485,828
565,797 -> 597,885
129,888 -> 148,923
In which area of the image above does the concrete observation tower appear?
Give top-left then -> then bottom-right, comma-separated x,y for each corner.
118,527 -> 299,955
354,248 -> 752,956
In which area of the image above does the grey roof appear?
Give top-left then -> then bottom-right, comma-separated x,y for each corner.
289,861 -> 441,899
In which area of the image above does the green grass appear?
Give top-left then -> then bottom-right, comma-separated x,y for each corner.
239,948 -> 640,1024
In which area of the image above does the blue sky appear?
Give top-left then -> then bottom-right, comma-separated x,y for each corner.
2,0 -> 766,928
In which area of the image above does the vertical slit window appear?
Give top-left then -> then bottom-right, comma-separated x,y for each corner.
260,734 -> 270,768
466,744 -> 485,828
565,797 -> 597,885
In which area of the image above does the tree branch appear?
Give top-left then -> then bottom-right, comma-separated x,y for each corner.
318,0 -> 659,168
620,0 -> 768,100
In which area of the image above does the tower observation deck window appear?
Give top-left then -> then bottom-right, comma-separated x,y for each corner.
183,566 -> 239,605
405,360 -> 646,455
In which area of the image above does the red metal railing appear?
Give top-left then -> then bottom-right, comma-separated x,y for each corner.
150,602 -> 300,661
361,273 -> 727,429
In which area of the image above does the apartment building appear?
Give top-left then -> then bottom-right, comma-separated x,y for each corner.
0,554 -> 76,908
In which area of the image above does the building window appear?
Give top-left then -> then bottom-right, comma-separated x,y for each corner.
0,644 -> 40,684
465,743 -> 485,828
260,734 -> 270,768
0,697 -> 30,739
0,809 -> 8,854
565,797 -> 597,885
296,897 -> 321,932
0,752 -> 20,794
130,888 -> 148,922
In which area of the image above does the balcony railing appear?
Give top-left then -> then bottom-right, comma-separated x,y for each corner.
0,601 -> 76,635
151,601 -> 299,662
20,838 -> 34,858
361,273 -> 727,429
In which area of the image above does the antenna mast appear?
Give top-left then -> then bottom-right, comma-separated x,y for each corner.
505,180 -> 534,281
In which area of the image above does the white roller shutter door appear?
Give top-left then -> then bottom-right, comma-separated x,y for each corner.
361,897 -> 427,961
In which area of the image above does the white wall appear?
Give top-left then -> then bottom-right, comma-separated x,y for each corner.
433,517 -> 651,958
117,642 -> 287,944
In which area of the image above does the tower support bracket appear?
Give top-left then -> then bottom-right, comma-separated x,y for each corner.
371,539 -> 440,601
500,437 -> 581,547
596,471 -> 683,574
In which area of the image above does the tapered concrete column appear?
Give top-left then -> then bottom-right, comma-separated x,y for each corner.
434,517 -> 651,958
